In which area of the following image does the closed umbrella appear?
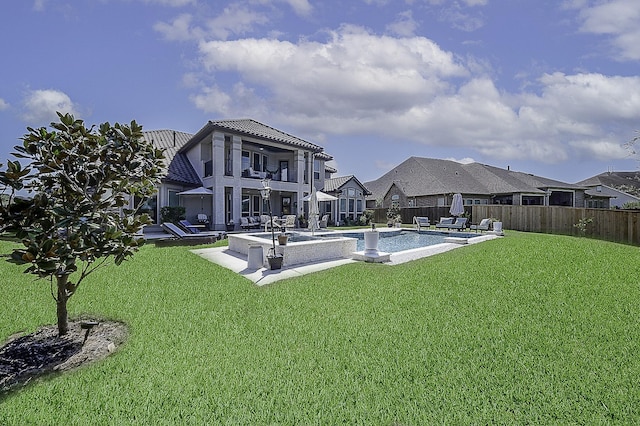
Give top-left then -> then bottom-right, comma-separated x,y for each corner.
308,187 -> 320,233
449,193 -> 464,217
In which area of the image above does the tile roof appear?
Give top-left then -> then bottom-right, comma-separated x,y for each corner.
364,156 -> 584,200
142,130 -> 201,186
183,119 -> 326,154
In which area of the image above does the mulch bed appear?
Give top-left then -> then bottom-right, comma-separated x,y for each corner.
0,319 -> 128,396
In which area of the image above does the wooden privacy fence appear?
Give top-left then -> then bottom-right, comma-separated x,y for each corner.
370,205 -> 640,246
473,205 -> 640,246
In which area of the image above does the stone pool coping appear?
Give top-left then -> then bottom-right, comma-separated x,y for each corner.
191,228 -> 501,286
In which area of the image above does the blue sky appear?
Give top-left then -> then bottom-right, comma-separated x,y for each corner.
1,0 -> 639,184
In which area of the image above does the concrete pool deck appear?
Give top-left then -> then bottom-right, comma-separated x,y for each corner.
190,228 -> 501,286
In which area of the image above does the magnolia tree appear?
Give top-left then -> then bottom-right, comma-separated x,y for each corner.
0,113 -> 165,336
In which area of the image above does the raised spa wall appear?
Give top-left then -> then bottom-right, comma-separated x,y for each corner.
228,232 -> 357,268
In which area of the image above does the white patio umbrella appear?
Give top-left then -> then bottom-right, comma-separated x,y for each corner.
449,193 -> 464,217
308,187 -> 320,233
177,186 -> 213,211
302,190 -> 337,202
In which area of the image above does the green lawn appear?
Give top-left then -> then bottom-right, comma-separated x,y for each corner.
1,231 -> 639,424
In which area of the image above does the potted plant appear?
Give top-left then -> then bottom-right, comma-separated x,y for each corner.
297,214 -> 307,229
278,229 -> 288,245
386,204 -> 401,227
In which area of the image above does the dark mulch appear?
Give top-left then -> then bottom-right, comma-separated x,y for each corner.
0,319 -> 128,396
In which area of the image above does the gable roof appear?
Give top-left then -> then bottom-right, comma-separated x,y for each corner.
142,129 -> 201,186
180,118 -> 326,154
364,156 -> 583,200
324,175 -> 371,195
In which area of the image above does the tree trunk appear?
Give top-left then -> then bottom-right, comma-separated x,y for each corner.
56,275 -> 69,336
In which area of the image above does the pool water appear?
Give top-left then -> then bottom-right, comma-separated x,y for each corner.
347,230 -> 476,253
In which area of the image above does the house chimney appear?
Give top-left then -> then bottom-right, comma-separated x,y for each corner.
173,131 -> 176,147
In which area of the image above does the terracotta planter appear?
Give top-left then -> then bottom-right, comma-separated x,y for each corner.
278,234 -> 288,245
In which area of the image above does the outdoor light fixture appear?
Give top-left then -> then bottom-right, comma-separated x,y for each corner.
260,178 -> 282,269
260,178 -> 271,200
80,320 -> 99,345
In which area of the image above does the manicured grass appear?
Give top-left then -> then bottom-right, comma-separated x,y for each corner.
1,232 -> 639,424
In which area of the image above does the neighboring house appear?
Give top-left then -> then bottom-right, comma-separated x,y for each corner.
365,157 -> 590,209
577,171 -> 640,208
322,175 -> 371,225
142,119 -> 334,230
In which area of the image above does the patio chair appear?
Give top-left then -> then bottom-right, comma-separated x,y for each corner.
449,217 -> 468,230
261,214 -> 282,232
413,216 -> 430,231
239,217 -> 251,231
282,214 -> 297,230
470,218 -> 492,233
197,214 -> 209,225
319,214 -> 329,228
435,217 -> 454,229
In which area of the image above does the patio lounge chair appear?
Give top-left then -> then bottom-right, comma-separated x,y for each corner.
470,218 -> 492,233
159,222 -> 224,246
435,217 -> 454,229
448,217 -> 468,230
178,219 -> 205,233
413,216 -> 430,231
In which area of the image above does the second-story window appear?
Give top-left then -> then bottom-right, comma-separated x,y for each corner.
314,159 -> 320,180
224,136 -> 232,176
242,151 -> 250,171
201,142 -> 213,177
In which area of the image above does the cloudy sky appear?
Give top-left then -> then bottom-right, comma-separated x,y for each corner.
1,0 -> 639,184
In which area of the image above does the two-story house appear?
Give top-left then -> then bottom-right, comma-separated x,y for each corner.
143,119 -> 334,231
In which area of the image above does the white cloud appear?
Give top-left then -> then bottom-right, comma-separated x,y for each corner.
386,10 -> 419,37
33,0 -> 48,12
182,22 -> 638,167
155,5 -> 269,41
283,0 -> 313,17
576,0 -> 640,61
0,98 -> 9,111
21,89 -> 80,125
197,25 -> 468,116
154,13 -> 203,41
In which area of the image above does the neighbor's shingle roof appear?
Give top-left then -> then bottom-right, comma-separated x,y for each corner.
324,175 -> 371,195
364,156 -> 583,200
577,171 -> 640,189
181,119 -> 326,154
142,129 -> 201,186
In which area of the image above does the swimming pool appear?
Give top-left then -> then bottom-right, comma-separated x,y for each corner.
344,230 -> 478,253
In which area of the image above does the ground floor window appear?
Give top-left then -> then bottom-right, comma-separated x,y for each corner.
522,195 -> 544,205
168,190 -> 180,207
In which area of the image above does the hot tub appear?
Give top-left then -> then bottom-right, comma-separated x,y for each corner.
227,232 -> 357,268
